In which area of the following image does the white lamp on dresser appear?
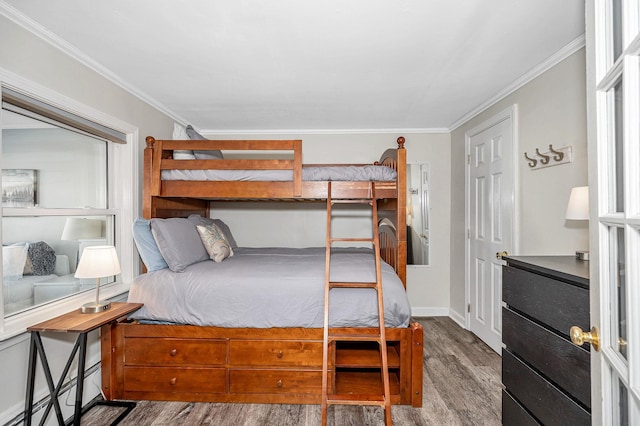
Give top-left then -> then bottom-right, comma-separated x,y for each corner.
565,186 -> 589,260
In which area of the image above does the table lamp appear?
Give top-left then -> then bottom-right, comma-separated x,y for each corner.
565,186 -> 589,260
74,245 -> 120,313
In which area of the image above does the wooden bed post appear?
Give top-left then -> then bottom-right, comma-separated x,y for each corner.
143,136 -> 156,219
293,139 -> 302,197
396,136 -> 407,285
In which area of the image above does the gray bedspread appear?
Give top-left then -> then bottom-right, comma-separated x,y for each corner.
161,165 -> 397,182
127,247 -> 410,328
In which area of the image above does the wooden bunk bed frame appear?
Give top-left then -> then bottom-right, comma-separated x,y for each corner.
101,136 -> 423,407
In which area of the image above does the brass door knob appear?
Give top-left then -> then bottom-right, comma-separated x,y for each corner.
570,326 -> 600,351
496,251 -> 509,259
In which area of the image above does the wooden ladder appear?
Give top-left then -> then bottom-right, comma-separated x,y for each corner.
321,181 -> 392,425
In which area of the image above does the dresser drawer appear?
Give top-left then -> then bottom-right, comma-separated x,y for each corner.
502,389 -> 539,426
503,350 -> 590,425
124,366 -> 226,393
125,338 -> 226,366
503,308 -> 590,408
230,369 -> 322,394
229,340 -> 322,367
503,265 -> 589,336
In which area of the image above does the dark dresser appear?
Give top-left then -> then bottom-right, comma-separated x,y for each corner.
502,256 -> 590,425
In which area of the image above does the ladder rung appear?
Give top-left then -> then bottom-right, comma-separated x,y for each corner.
329,237 -> 374,243
328,334 -> 382,343
331,199 -> 373,204
329,281 -> 378,289
326,394 -> 386,406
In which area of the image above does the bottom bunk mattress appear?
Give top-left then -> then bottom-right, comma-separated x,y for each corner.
127,247 -> 411,328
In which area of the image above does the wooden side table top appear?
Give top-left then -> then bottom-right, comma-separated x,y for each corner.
27,302 -> 143,333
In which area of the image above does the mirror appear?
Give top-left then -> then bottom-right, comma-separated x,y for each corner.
407,162 -> 430,266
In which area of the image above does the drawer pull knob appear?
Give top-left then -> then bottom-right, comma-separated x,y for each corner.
169,349 -> 177,356
277,350 -> 283,359
169,377 -> 177,385
570,325 -> 600,351
276,379 -> 283,388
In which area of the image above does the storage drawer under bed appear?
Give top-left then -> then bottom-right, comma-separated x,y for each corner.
229,340 -> 323,367
124,337 -> 226,366
229,369 -> 323,394
124,366 -> 227,393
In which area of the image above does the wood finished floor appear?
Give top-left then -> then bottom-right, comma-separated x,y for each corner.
82,317 -> 501,425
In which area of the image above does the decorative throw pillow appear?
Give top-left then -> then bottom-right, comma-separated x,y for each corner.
186,125 -> 224,160
3,243 -> 28,281
150,218 -> 209,272
26,241 -> 56,275
187,215 -> 238,248
196,223 -> 234,263
132,218 -> 169,271
172,123 -> 196,159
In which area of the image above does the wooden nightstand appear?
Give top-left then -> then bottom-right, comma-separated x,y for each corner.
24,302 -> 143,426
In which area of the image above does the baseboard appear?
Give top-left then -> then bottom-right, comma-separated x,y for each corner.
411,307 -> 449,317
448,309 -> 466,328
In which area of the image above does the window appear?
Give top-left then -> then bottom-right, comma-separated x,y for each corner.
0,84 -> 137,338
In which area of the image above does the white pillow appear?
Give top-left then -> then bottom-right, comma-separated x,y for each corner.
3,243 -> 28,281
172,123 -> 196,159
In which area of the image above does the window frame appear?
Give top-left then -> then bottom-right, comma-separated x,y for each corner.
0,71 -> 139,340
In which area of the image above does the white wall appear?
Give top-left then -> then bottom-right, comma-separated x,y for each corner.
0,14 -> 176,425
208,132 -> 451,316
449,48 -> 588,322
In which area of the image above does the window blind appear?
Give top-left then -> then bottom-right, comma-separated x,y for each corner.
2,87 -> 126,144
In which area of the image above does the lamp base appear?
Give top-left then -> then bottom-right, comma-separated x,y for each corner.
576,250 -> 589,261
81,301 -> 111,314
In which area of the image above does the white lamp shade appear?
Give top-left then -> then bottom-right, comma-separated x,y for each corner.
61,218 -> 104,240
566,186 -> 589,220
74,245 -> 121,279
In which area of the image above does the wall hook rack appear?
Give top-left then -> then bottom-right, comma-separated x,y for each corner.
525,144 -> 572,171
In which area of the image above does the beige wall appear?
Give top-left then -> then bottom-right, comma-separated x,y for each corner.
0,15 -> 175,423
449,49 -> 588,320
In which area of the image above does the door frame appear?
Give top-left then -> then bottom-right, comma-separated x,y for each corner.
464,105 -> 520,333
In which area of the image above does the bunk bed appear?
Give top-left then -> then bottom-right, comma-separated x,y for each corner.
100,135 -> 423,407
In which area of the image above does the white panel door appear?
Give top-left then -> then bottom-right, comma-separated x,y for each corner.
466,108 -> 515,354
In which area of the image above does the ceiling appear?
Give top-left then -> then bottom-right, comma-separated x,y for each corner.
2,1 -> 585,133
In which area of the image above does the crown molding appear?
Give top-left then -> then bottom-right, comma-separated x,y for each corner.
199,127 -> 449,135
449,34 -> 586,131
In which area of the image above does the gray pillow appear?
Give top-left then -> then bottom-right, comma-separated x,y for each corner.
27,241 -> 56,275
187,215 -> 238,248
186,125 -> 224,160
150,218 -> 209,272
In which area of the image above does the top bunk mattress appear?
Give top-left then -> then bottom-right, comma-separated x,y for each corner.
127,247 -> 411,328
161,165 -> 397,182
